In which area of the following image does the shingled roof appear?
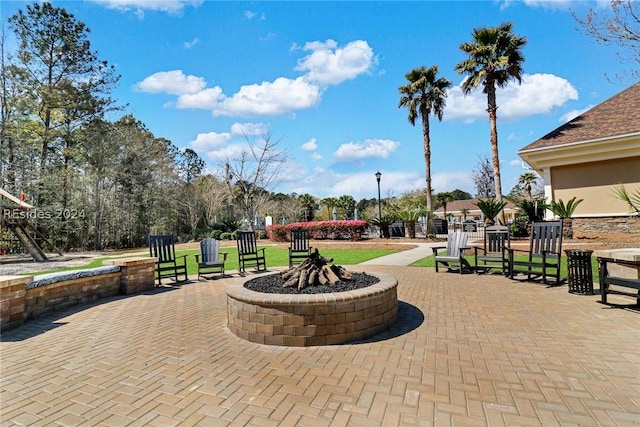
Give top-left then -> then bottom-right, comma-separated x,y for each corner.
520,82 -> 640,152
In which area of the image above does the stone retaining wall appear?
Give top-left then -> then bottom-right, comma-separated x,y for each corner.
0,257 -> 157,332
573,216 -> 640,235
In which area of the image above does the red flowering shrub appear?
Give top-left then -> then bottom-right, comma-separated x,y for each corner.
266,220 -> 369,241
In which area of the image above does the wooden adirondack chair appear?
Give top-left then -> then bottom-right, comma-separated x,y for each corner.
289,229 -> 312,267
432,231 -> 473,274
474,225 -> 510,275
148,234 -> 188,286
507,220 -> 563,285
194,238 -> 227,280
237,231 -> 267,273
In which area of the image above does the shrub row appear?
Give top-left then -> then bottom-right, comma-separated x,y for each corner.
267,220 -> 369,242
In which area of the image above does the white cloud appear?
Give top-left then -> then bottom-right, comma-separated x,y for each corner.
431,172 -> 475,194
333,139 -> 400,161
135,70 -> 207,95
230,122 -> 269,136
446,73 -> 578,121
329,171 -> 425,200
212,77 -> 322,117
90,0 -> 203,16
137,39 -> 375,117
177,87 -> 225,109
244,10 -> 265,21
189,132 -> 231,151
300,138 -> 317,151
559,105 -> 594,123
184,38 -> 199,49
295,39 -> 377,85
311,152 -> 323,161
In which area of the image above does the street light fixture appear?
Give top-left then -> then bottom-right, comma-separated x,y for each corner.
375,171 -> 382,238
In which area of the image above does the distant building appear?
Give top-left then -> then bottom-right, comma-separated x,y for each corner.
433,198 -> 519,224
518,82 -> 640,234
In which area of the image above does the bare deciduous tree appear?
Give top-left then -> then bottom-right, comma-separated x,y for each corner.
224,131 -> 288,228
573,0 -> 640,81
472,155 -> 495,198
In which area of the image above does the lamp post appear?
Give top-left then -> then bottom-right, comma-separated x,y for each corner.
375,171 -> 382,238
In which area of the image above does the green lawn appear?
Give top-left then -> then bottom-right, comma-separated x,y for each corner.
25,246 -> 399,276
410,254 -> 601,282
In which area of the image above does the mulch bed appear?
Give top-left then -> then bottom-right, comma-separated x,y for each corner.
243,271 -> 380,294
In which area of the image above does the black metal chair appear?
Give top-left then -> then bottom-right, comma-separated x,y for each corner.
474,225 -> 510,275
194,238 -> 227,280
432,231 -> 473,274
237,231 -> 267,273
289,229 -> 312,267
148,235 -> 188,286
507,220 -> 563,285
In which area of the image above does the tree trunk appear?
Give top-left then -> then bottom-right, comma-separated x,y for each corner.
562,218 -> 574,239
486,83 -> 505,224
406,221 -> 416,239
421,105 -> 434,235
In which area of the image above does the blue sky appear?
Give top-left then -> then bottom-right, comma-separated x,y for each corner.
2,0 -> 631,201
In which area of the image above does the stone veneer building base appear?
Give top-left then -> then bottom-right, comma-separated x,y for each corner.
226,272 -> 398,346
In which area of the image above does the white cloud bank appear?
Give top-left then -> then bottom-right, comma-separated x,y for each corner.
90,0 -> 203,16
135,39 -> 377,117
333,139 -> 400,162
445,73 -> 578,122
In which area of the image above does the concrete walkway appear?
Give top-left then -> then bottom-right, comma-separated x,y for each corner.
359,242 -> 446,266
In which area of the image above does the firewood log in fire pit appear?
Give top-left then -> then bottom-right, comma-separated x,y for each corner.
280,248 -> 352,290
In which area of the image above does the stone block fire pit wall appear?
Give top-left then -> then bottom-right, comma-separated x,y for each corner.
226,272 -> 397,346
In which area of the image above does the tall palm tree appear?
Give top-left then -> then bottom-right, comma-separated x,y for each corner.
455,22 -> 527,221
518,172 -> 539,201
398,65 -> 452,215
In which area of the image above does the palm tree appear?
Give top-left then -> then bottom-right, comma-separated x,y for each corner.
476,198 -> 508,225
434,192 -> 455,222
388,203 -> 428,239
320,197 -> 338,220
549,197 -> 583,239
298,193 -> 317,221
398,65 -> 452,217
518,172 -> 538,201
455,22 -> 527,221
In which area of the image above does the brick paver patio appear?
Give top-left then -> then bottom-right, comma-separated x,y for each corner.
1,266 -> 639,426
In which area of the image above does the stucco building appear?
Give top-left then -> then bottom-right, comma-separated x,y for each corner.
518,82 -> 640,235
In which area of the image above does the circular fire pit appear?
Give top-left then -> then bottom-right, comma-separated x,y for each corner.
226,271 -> 397,346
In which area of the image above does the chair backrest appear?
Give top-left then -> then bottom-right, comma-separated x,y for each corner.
149,235 -> 176,263
237,231 -> 258,255
446,231 -> 468,256
290,229 -> 310,252
529,220 -> 563,256
200,238 -> 221,263
484,225 -> 510,254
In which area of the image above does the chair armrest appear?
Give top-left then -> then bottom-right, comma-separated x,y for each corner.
258,248 -> 266,255
194,254 -> 201,262
432,246 -> 445,256
176,254 -> 188,261
221,252 -> 228,261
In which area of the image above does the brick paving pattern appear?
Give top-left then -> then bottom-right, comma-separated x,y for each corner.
1,266 -> 639,426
